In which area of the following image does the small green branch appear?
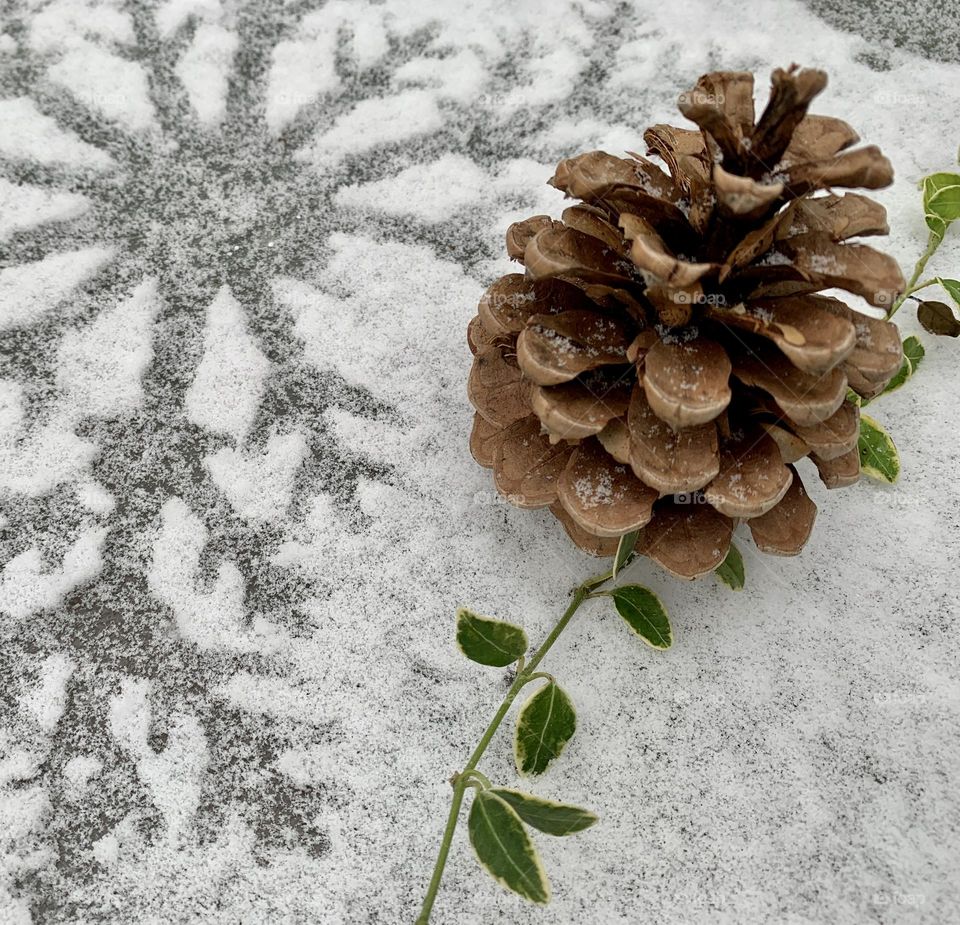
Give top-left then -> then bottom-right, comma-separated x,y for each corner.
889,232 -> 941,317
459,769 -> 492,789
580,568 -> 614,593
415,567 -> 612,924
907,278 -> 937,295
417,778 -> 469,925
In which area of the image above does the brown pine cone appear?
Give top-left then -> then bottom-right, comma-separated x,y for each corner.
467,66 -> 905,579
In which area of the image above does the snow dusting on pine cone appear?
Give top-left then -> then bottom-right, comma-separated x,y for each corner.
468,66 -> 906,578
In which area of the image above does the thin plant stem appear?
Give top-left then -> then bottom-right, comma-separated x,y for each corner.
889,232 -> 941,317
416,778 -> 469,925
460,769 -> 492,788
415,567 -> 613,924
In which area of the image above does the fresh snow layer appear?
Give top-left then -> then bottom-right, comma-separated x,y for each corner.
175,24 -> 238,126
155,0 -> 223,39
56,277 -> 162,417
47,43 -> 157,133
27,0 -> 135,52
0,247 -> 116,332
184,285 -> 271,442
296,89 -> 445,167
0,179 -> 90,241
265,33 -> 339,134
0,97 -> 114,169
1,1 -> 959,923
333,153 -> 568,224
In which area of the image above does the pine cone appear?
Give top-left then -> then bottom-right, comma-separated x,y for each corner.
467,66 -> 905,578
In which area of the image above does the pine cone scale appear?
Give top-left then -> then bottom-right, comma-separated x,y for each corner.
703,430 -> 794,519
706,296 -> 858,375
638,501 -> 734,580
627,384 -> 720,495
556,438 -> 658,537
641,336 -> 732,428
748,466 -> 818,555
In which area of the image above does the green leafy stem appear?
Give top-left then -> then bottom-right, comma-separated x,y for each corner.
887,166 -> 960,330
416,535 -> 670,922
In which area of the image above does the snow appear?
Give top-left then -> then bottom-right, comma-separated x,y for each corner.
56,277 -> 162,416
0,97 -> 114,169
298,2 -> 389,69
265,2 -> 400,133
62,755 -> 103,788
1,0 -> 959,923
334,154 -> 568,226
27,0 -> 135,52
90,832 -> 120,865
185,285 -> 271,442
392,49 -> 487,104
280,235 -> 476,406
109,678 -> 209,843
75,481 -> 116,515
334,154 -> 490,222
0,784 -> 48,842
0,529 -> 107,621
265,33 -> 339,134
0,246 -> 116,332
148,497 -> 288,652
573,472 -> 616,507
0,179 -> 90,242
536,118 -> 645,157
296,90 -> 445,168
0,274 -> 163,500
500,45 -> 585,112
47,43 -> 157,133
155,0 -> 222,38
19,655 -> 74,733
204,428 -> 309,523
0,379 -> 98,495
175,24 -> 237,126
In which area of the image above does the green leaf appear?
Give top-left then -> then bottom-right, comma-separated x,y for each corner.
612,530 -> 639,578
858,414 -> 900,483
489,788 -> 598,836
602,585 -> 672,649
923,173 -> 960,220
917,300 -> 960,337
456,608 -> 528,668
845,388 -> 862,407
881,360 -> 911,395
923,172 -> 960,240
882,335 -> 925,396
903,335 -> 925,371
514,681 -> 576,776
714,542 -> 745,590
937,277 -> 960,309
468,790 -> 550,904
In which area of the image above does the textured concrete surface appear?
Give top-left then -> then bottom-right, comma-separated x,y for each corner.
0,1 -> 958,923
